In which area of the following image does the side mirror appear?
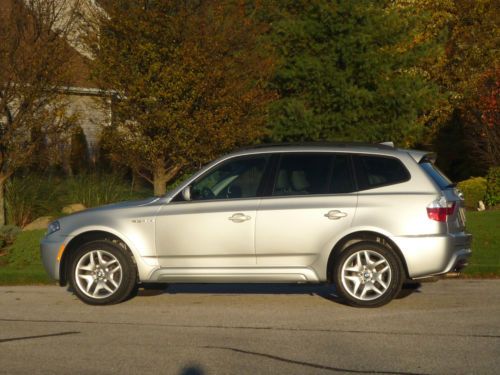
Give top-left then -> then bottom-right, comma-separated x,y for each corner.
181,185 -> 191,201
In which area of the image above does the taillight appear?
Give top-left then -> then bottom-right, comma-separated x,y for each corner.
427,197 -> 456,222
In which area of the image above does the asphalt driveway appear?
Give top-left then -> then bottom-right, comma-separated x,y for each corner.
0,280 -> 499,374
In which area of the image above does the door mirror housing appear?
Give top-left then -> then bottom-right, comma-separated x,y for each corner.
181,185 -> 192,201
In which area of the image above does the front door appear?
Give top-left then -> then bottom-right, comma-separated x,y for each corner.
155,155 -> 270,268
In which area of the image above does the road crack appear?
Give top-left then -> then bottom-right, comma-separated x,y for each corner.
0,331 -> 80,344
0,318 -> 498,339
202,345 -> 430,375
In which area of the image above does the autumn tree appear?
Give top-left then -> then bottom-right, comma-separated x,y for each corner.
0,0 -> 83,225
90,1 -> 276,196
462,68 -> 499,168
396,0 -> 499,178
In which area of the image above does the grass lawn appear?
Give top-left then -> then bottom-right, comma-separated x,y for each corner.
463,210 -> 500,277
0,211 -> 498,285
0,230 -> 52,285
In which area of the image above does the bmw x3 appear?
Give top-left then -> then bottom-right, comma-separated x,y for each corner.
41,143 -> 472,307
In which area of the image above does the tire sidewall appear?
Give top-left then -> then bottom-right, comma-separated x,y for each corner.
69,240 -> 137,305
333,242 -> 403,307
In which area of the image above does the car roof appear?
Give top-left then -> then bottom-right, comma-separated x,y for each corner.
228,142 -> 431,163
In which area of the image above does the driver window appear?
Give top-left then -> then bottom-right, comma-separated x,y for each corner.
190,156 -> 268,200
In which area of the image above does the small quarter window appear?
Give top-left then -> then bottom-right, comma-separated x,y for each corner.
353,155 -> 409,190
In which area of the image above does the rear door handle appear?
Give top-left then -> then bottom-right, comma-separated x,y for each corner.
324,210 -> 348,220
228,213 -> 251,223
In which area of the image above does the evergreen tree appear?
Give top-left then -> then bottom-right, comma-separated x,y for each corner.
268,0 -> 441,146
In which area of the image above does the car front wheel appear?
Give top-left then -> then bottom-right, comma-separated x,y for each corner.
333,242 -> 403,307
69,240 -> 137,305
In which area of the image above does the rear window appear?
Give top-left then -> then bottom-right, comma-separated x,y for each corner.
419,161 -> 453,189
353,155 -> 410,190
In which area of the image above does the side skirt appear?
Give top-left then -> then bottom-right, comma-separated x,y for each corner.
147,267 -> 321,283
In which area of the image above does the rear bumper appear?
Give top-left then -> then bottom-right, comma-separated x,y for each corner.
393,232 -> 472,278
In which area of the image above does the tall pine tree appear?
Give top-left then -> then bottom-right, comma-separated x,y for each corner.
268,0 -> 441,146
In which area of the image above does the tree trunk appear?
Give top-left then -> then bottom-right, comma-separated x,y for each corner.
153,164 -> 168,196
152,164 -> 182,196
0,179 -> 5,227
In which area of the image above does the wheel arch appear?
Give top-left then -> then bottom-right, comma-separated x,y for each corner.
326,231 -> 409,283
59,230 -> 135,287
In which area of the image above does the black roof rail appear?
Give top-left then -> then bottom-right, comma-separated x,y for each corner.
236,141 -> 396,151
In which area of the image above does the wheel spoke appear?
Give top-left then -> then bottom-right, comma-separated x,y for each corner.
109,278 -> 119,288
345,265 -> 360,272
352,280 -> 362,296
89,252 -> 96,267
109,264 -> 122,276
102,282 -> 114,294
78,263 -> 94,271
376,277 -> 388,290
363,251 -> 373,266
78,274 -> 95,292
356,252 -> 362,267
360,284 -> 369,299
371,283 -> 383,296
97,251 -> 107,267
92,282 -> 104,297
104,258 -> 118,268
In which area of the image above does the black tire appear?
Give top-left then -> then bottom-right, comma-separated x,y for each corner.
69,240 -> 137,305
333,242 -> 403,307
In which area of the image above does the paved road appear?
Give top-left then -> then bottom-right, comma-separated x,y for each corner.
0,280 -> 499,375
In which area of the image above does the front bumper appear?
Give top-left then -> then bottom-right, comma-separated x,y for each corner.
40,234 -> 67,281
393,232 -> 472,279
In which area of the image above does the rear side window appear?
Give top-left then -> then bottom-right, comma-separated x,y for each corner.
273,154 -> 331,196
353,155 -> 410,190
271,153 -> 355,196
419,161 -> 453,189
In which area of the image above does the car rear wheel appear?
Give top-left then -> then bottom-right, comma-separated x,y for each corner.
69,240 -> 137,305
333,242 -> 403,307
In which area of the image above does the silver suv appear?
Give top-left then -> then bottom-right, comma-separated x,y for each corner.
40,143 -> 472,307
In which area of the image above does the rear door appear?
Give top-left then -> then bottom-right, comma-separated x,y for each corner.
255,153 -> 357,267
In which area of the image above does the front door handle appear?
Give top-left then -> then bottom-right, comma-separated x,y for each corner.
324,210 -> 348,220
228,213 -> 251,223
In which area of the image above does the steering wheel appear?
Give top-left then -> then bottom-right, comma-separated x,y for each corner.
201,186 -> 215,199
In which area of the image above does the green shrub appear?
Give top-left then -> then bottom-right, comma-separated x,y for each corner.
5,175 -> 61,227
0,225 -> 21,249
485,166 -> 500,208
5,173 -> 152,227
457,177 -> 487,210
61,173 -> 150,208
6,229 -> 46,268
